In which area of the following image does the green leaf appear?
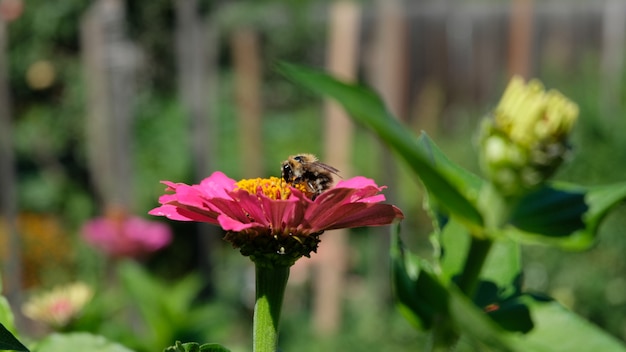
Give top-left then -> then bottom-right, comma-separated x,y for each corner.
390,224 -> 448,330
524,299 -> 626,351
197,344 -> 230,352
583,181 -> 626,234
473,280 -> 533,333
509,186 -> 587,238
417,133 -> 484,195
0,323 -> 28,351
32,333 -> 133,352
117,261 -> 203,351
438,218 -> 521,290
0,295 -> 16,336
506,181 -> 626,250
445,284 -> 539,352
485,296 -> 533,334
163,341 -> 231,352
278,62 -> 484,229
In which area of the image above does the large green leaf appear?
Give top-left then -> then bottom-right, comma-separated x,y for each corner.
506,181 -> 626,250
524,299 -> 626,351
278,62 -> 484,229
390,224 -> 449,330
0,292 -> 17,338
417,133 -> 484,195
450,291 -> 626,352
0,323 -> 28,351
392,225 -> 532,347
445,284 -> 536,352
391,238 -> 535,351
32,333 -> 133,352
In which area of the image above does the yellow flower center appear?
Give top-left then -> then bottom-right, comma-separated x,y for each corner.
235,177 -> 308,200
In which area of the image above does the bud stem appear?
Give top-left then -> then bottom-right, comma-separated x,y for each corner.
457,236 -> 493,297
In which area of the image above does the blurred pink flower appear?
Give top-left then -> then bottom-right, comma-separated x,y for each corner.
149,172 -> 403,265
82,209 -> 172,259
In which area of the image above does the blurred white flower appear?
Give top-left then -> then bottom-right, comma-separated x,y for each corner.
22,282 -> 93,328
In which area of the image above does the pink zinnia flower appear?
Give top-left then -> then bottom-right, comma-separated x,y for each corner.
149,171 -> 403,266
82,208 -> 172,259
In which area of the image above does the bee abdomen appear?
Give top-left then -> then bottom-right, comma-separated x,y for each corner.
305,171 -> 333,193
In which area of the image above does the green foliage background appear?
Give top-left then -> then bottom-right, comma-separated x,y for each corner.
4,1 -> 626,351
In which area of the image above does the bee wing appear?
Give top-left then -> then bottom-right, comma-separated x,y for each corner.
313,162 -> 342,177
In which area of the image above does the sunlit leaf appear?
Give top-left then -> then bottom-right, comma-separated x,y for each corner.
278,62 -> 483,229
0,295 -> 16,337
32,333 -> 132,352
417,133 -> 484,195
524,299 -> 626,351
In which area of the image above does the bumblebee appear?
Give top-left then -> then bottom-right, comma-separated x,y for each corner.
281,153 -> 340,198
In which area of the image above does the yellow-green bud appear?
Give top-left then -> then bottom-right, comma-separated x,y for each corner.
480,76 -> 579,196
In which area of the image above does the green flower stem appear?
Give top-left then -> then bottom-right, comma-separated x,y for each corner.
429,236 -> 493,351
457,236 -> 493,297
429,317 -> 459,352
253,264 -> 290,352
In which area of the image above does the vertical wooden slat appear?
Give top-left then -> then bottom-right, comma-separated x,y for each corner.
174,0 -> 220,298
368,0 -> 408,119
446,5 -> 474,103
81,0 -> 138,209
312,0 -> 361,337
365,0 -> 407,315
601,0 -> 626,114
508,0 -> 534,79
231,27 -> 263,178
0,15 -> 23,326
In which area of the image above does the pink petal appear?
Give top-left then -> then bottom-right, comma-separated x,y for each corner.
159,182 -> 208,209
334,176 -> 384,191
197,172 -> 237,198
261,197 -> 299,233
218,214 -> 257,232
149,204 -> 219,224
209,197 -> 256,225
230,190 -> 270,227
323,204 -> 404,230
334,176 -> 380,189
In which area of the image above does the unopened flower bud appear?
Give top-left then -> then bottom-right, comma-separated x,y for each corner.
480,76 -> 579,196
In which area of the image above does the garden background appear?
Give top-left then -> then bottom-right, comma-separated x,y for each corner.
1,0 -> 625,350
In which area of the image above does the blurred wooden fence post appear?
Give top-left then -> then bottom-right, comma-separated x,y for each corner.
175,0 -> 220,298
366,0 -> 407,312
0,13 -> 23,326
81,0 -> 139,210
508,0 -> 534,78
231,27 -> 263,178
601,0 -> 626,115
313,0 -> 361,337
